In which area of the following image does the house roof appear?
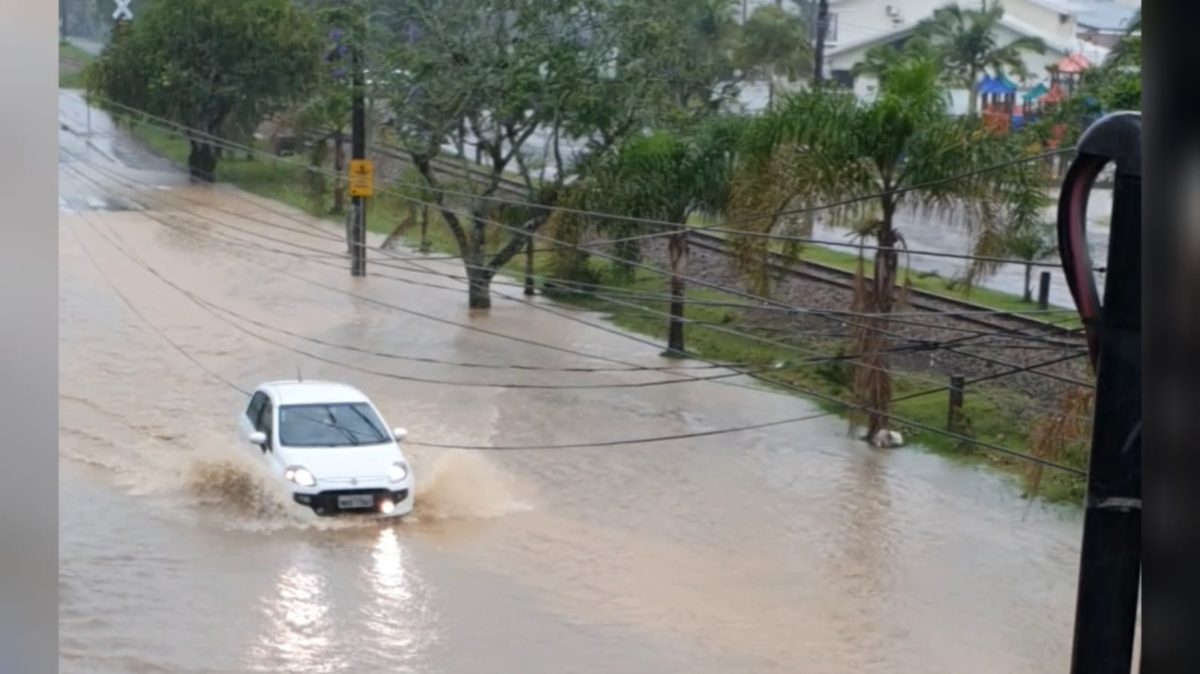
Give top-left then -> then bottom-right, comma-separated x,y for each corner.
1056,52 -> 1093,73
978,74 -> 1019,94
1023,82 -> 1050,101
826,3 -> 1111,76
1077,4 -> 1139,32
828,14 -> 1074,59
826,23 -> 919,58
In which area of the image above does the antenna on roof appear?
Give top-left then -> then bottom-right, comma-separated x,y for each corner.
297,364 -> 303,382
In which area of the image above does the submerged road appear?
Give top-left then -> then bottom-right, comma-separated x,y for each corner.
59,91 -> 1088,674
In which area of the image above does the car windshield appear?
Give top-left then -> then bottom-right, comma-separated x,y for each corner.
278,403 -> 390,447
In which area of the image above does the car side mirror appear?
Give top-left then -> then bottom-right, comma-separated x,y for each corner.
392,427 -> 408,441
248,431 -> 267,446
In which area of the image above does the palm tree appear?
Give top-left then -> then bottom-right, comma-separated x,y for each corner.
734,5 -> 812,108
851,35 -> 939,84
732,59 -> 1042,443
583,120 -> 743,355
1005,220 -> 1057,302
919,1 -> 1046,115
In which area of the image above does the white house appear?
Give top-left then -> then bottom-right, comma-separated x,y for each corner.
817,0 -> 1110,115
1075,0 -> 1140,48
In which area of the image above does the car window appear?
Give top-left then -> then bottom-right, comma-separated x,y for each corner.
257,400 -> 274,441
278,403 -> 390,447
246,392 -> 267,424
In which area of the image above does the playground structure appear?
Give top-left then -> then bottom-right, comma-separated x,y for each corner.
978,52 -> 1094,138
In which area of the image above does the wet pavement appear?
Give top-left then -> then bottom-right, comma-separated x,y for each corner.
59,91 -> 1088,674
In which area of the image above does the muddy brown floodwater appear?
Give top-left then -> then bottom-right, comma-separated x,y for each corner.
59,91 -> 1090,674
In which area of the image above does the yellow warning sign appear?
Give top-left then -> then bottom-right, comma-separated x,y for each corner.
349,159 -> 374,197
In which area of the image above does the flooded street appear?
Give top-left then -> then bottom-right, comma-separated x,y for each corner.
59,91 -> 1085,673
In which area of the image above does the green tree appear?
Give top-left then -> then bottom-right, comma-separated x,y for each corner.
851,35 -> 940,83
576,119 -> 744,354
286,6 -> 361,215
384,0 -> 599,308
733,60 -> 1043,442
87,0 -> 320,181
1005,219 -> 1056,302
918,1 -> 1046,115
384,0 -> 742,309
1080,9 -> 1141,111
608,0 -> 743,128
734,5 -> 811,108
1028,11 -> 1139,157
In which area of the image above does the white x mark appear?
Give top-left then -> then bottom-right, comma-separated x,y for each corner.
113,0 -> 133,21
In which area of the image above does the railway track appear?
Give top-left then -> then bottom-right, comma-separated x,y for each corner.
324,132 -> 1083,345
684,231 -> 1081,343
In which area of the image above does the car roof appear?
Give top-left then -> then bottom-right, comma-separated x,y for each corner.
257,380 -> 371,406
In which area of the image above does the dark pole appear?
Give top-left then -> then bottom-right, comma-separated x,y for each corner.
524,237 -> 535,296
350,7 -> 367,277
60,0 -> 66,42
1062,112 -> 1141,674
813,0 -> 829,86
1037,270 -> 1052,309
947,374 -> 965,433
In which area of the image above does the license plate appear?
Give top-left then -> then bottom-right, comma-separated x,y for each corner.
337,494 -> 375,509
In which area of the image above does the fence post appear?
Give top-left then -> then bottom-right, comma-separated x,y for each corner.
947,374 -> 965,433
1038,271 -> 1052,310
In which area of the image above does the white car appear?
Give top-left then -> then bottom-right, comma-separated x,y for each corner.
237,380 -> 415,518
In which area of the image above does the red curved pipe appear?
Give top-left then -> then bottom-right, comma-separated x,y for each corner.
1056,153 -> 1108,366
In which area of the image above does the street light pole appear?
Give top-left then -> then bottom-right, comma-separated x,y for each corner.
350,9 -> 367,277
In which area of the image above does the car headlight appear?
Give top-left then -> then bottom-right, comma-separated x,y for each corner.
284,466 -> 317,488
388,462 -> 409,483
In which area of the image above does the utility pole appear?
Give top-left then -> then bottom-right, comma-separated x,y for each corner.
1059,112 -> 1141,674
349,6 -> 368,277
59,0 -> 66,42
813,0 -> 829,86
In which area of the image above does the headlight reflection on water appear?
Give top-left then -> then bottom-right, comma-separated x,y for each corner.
361,527 -> 438,661
247,553 -> 345,674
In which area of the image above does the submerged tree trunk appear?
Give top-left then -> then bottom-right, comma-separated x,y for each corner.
666,229 -> 689,356
466,262 -> 492,309
419,205 -> 431,253
855,204 -> 899,445
332,129 -> 346,215
187,140 -> 218,182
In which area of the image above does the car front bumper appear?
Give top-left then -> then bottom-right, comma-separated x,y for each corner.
294,487 -> 413,517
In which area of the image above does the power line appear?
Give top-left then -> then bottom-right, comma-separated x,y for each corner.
64,221 -> 251,396
70,145 -> 1099,431
70,211 -> 1086,474
81,95 -> 1088,272
71,158 -> 1074,399
80,217 -> 787,390
73,139 -> 1084,335
79,128 -> 1080,355
70,108 -> 1088,352
62,166 -> 1086,473
66,150 -> 1092,401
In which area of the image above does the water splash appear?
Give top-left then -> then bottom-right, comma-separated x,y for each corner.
409,449 -> 532,522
